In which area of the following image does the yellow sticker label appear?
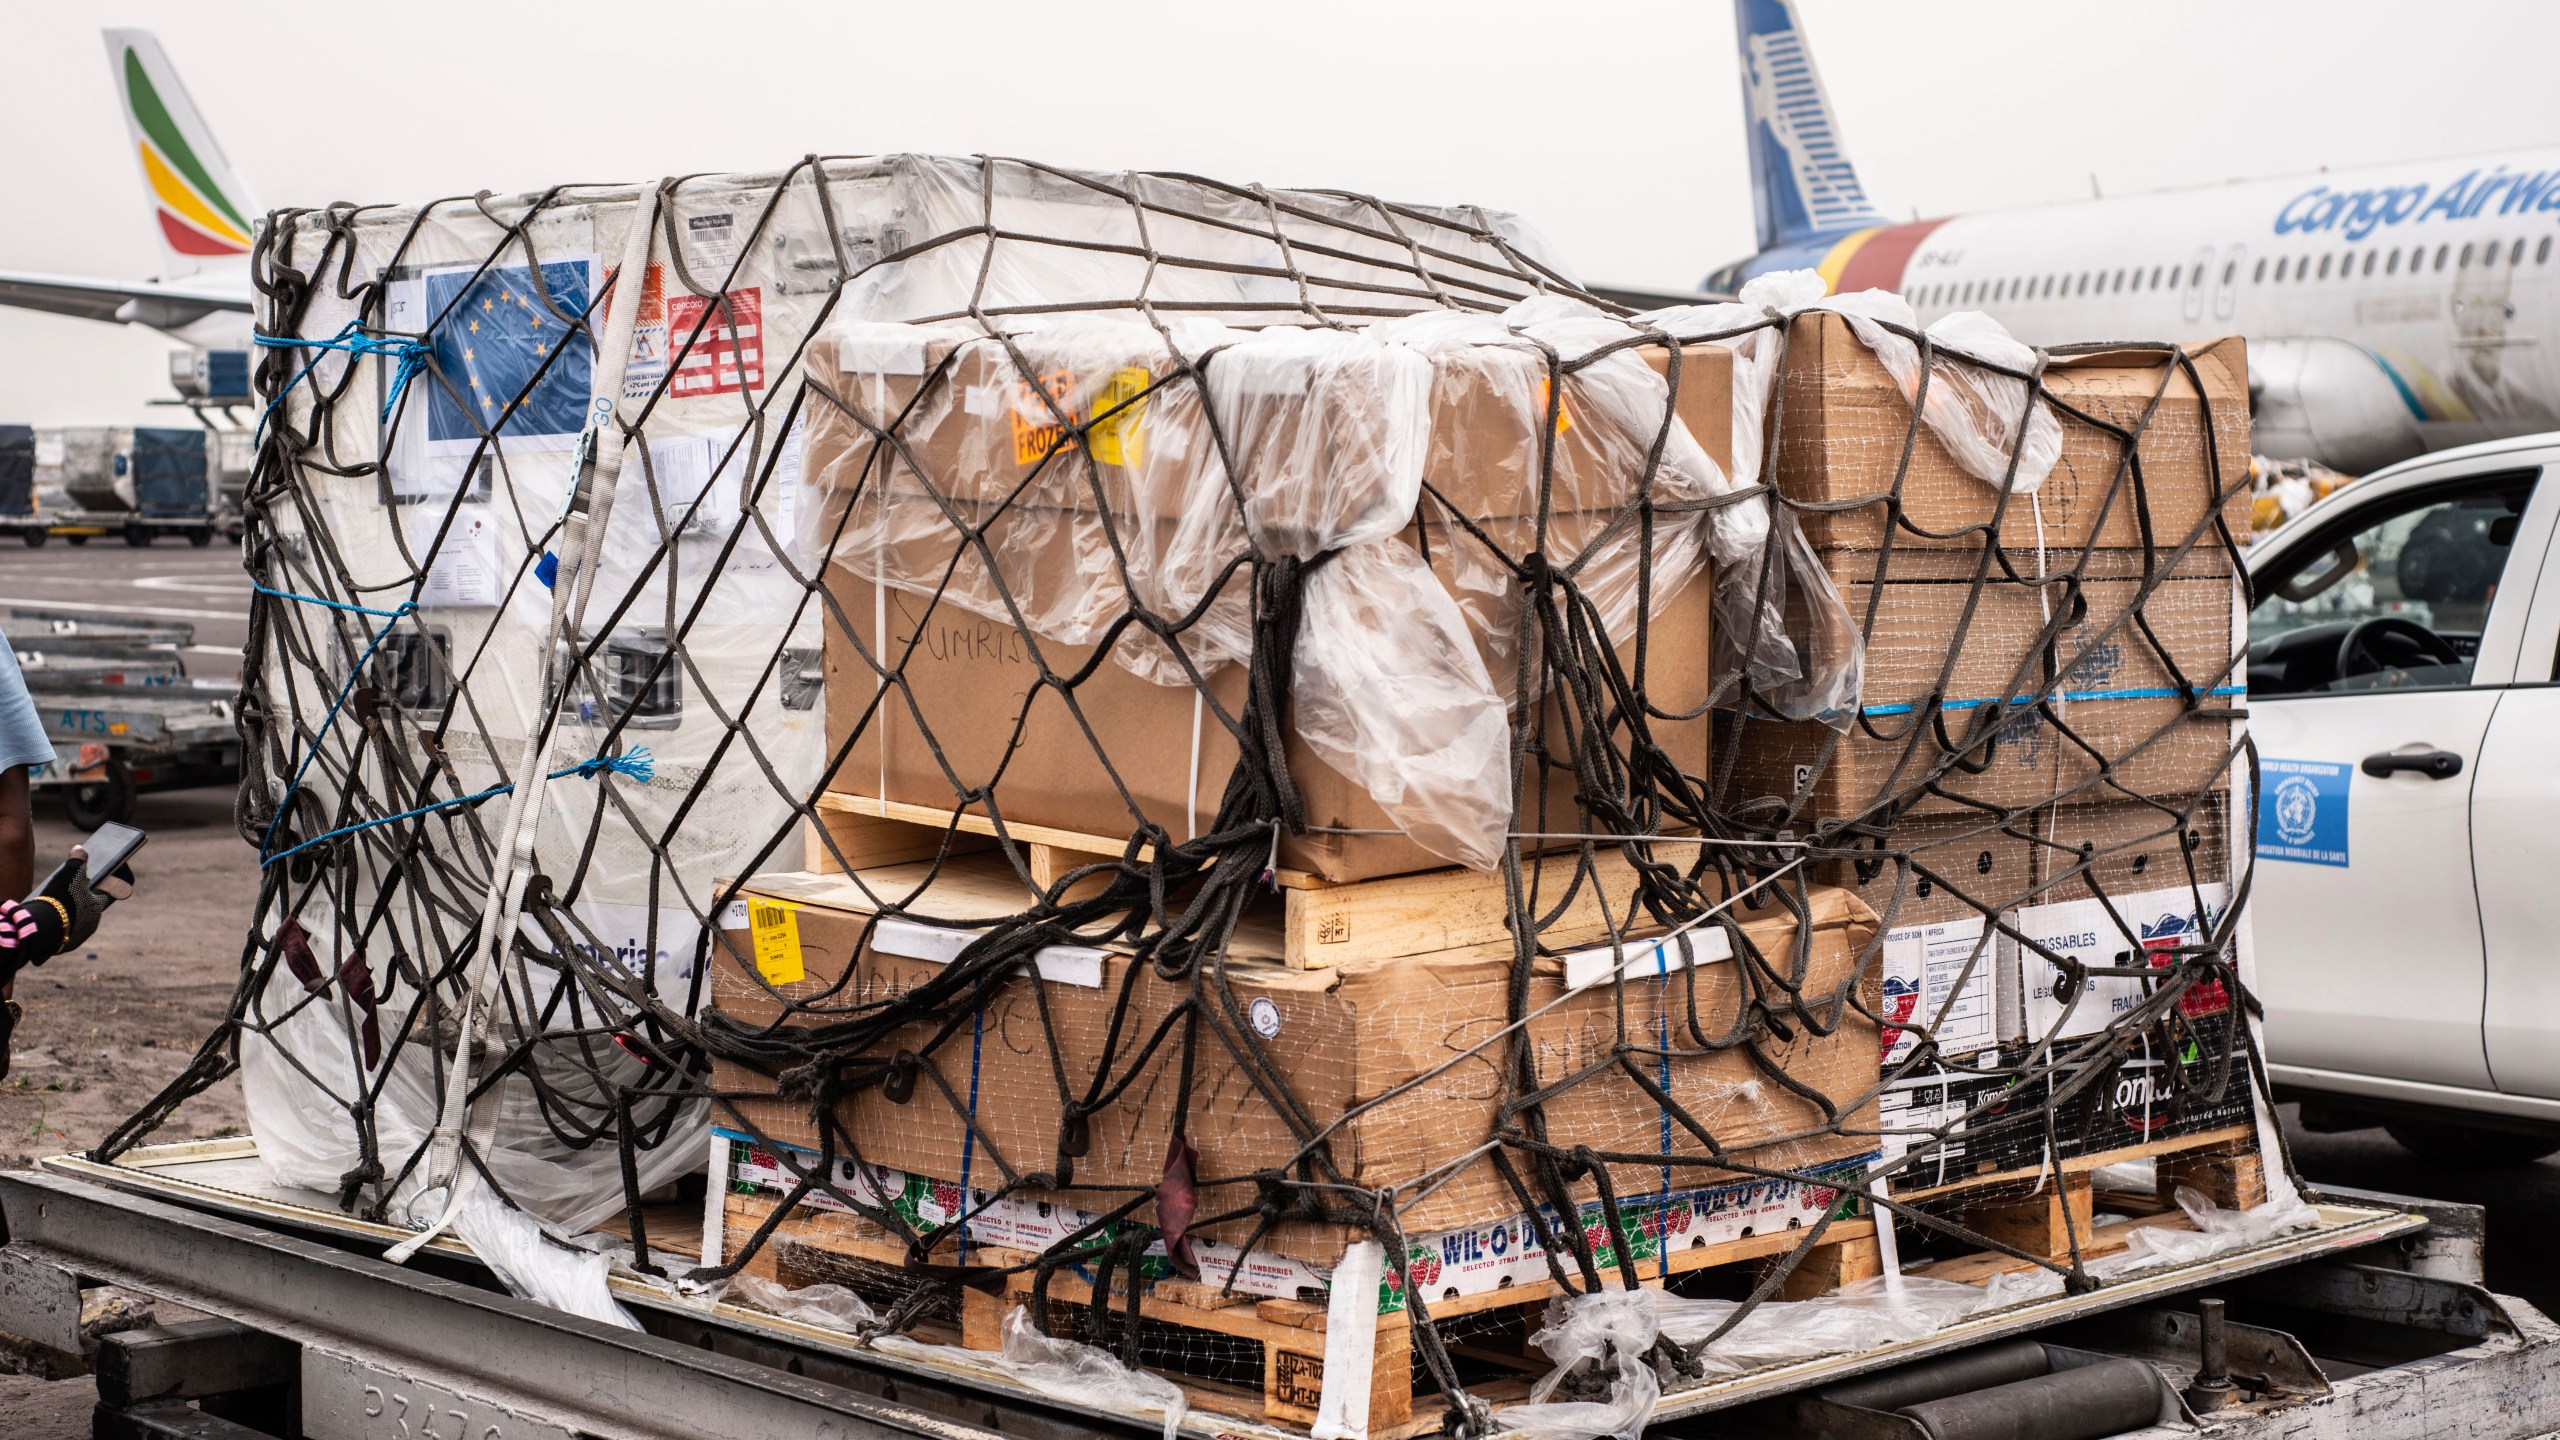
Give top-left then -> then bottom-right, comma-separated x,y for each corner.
1087,365 -> 1151,466
749,897 -> 805,984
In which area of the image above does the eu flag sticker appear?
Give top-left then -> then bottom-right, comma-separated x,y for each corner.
424,260 -> 593,445
2261,757 -> 2350,867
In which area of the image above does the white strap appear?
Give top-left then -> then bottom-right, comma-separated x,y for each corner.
1187,691 -> 1203,841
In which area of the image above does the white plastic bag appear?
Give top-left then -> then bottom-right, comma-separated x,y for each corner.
447,1184 -> 641,1332
873,1309 -> 1191,1440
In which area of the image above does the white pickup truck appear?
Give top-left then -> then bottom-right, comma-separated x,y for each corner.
2249,432 -> 2560,1163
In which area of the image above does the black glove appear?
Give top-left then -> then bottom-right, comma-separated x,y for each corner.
35,854 -> 111,953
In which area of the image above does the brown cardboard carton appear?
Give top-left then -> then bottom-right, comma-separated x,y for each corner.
1725,550 -> 2240,823
804,326 -> 1735,882
1770,314 -> 2251,555
1824,812 -> 2042,932
707,861 -> 1879,1258
2037,798 -> 2232,903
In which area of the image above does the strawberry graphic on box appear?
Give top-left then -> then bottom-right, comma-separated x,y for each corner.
1880,973 -> 1920,1060
2139,908 -> 2230,1017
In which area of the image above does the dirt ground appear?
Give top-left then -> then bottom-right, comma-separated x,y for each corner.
0,781 -> 257,1434
2,784 -> 254,1169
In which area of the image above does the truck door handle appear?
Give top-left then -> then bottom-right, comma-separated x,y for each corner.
2360,749 -> 2463,780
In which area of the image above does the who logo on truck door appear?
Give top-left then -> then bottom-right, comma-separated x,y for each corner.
2259,757 -> 2350,867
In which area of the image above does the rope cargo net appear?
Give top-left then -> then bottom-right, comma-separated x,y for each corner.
100,155 -> 2280,1438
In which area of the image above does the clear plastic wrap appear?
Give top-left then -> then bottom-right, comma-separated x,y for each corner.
447,1185 -> 641,1331
1495,1274 -> 1998,1440
1813,292 -> 2064,496
1979,1187 -> 2323,1308
874,1309 -> 1191,1440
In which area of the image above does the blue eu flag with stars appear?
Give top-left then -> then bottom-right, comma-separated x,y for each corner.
424,261 -> 593,444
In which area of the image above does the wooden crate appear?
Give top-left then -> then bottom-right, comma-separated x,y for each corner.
1904,1123 -> 2265,1274
804,790 -> 1683,969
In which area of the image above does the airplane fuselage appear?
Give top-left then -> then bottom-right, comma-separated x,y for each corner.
1713,147 -> 2560,472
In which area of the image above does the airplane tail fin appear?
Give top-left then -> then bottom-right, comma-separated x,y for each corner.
103,28 -> 258,277
1733,0 -> 1887,251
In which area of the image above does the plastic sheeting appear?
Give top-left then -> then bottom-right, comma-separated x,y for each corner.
872,1309 -> 1191,1440
1497,1183 -> 2321,1440
819,292 -> 1823,867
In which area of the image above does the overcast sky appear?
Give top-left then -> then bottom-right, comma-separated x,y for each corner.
3,0 -> 2555,427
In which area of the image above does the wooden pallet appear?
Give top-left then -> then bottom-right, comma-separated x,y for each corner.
1906,1124 -> 2265,1275
714,1188 -> 1882,1437
804,790 -> 1677,968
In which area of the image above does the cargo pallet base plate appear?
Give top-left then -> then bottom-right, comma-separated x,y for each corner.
6,1140 -> 2548,1440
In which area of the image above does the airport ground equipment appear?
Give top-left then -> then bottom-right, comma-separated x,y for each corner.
2,426 -> 231,548
8,610 -> 238,826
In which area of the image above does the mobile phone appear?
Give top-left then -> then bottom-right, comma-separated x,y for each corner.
36,820 -> 146,899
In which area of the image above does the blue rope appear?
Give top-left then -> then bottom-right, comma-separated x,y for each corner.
251,323 -> 431,443
258,594 -> 420,856
1859,683 -> 2244,720
253,585 -> 411,620
262,748 -> 654,868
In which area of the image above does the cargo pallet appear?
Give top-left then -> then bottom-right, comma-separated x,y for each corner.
707,1123 -> 2266,1437
11,1143 -> 2551,1440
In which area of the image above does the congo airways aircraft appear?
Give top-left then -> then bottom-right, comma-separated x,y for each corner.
1707,0 -> 2560,474
0,29 -> 253,348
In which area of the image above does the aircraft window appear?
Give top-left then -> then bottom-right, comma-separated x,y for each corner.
2317,254 -> 2332,279
2220,260 -> 2235,287
2339,251 -> 2353,277
2435,244 -> 2450,271
2076,273 -> 2089,295
2253,258 -> 2266,283
2043,275 -> 2057,298
2191,262 -> 2207,287
2541,238 -> 2553,265
2363,250 -> 2378,276
2386,249 -> 2400,274
2114,269 -> 2127,290
2483,241 -> 2498,268
2148,266 -> 2162,288
2460,242 -> 2475,267
2512,239 -> 2527,266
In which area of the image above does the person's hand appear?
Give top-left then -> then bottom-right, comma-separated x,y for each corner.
70,844 -> 135,902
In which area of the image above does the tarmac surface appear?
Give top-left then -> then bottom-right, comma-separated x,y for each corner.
5,541 -> 2560,1434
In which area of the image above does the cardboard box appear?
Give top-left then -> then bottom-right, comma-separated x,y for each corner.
1877,1059 -> 2039,1193
707,868 -> 1880,1258
2008,880 -> 2232,1046
2036,799 -> 2231,905
1725,550 -> 2241,822
803,325 -> 1733,884
1822,810 -> 2041,933
1771,314 -> 2251,556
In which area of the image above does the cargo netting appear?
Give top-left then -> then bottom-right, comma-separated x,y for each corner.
99,155 -> 2286,1438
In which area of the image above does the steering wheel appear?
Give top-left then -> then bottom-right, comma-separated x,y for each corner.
2336,615 -> 2463,680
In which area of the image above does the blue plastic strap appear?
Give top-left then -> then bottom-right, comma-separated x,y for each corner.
1859,683 -> 2245,719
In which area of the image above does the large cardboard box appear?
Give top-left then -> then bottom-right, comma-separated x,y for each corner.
1770,315 -> 2251,556
1725,550 -> 2241,821
707,860 -> 1879,1260
805,326 -> 1735,882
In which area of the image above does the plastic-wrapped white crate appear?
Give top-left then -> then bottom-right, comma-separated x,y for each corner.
228,155 -> 1576,1238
